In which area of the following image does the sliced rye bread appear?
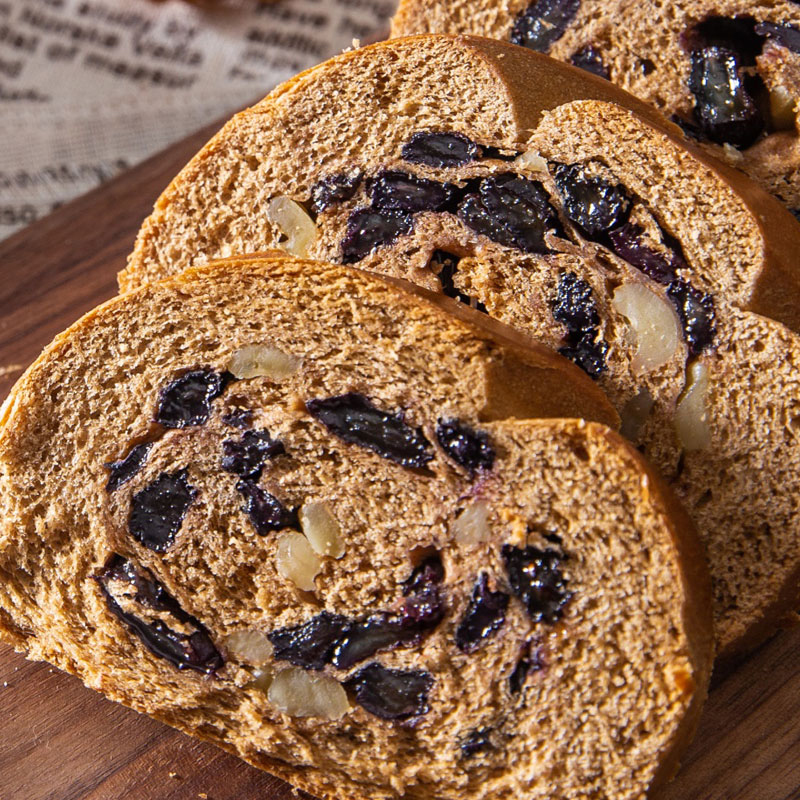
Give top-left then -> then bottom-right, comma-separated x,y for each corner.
0,255 -> 710,800
390,0 -> 800,211
121,35 -> 800,659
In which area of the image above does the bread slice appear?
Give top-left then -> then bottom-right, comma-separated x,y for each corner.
120,35 -> 800,658
0,255 -> 710,800
390,0 -> 800,210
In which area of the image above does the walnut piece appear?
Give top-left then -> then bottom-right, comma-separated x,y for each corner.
266,196 -> 317,256
268,667 -> 350,719
228,344 -> 300,380
224,630 -> 274,666
452,500 -> 491,545
674,360 -> 712,451
769,85 -> 797,131
275,531 -> 322,591
512,148 -> 548,173
299,502 -> 345,558
612,283 -> 681,374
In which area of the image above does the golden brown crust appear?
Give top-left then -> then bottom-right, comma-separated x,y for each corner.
6,254 -> 618,449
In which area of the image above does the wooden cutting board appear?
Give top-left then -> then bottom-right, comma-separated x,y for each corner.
0,123 -> 799,800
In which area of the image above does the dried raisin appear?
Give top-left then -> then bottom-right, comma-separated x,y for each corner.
457,173 -> 559,254
155,369 -> 234,428
685,18 -> 767,147
269,612 -> 349,670
341,207 -> 414,263
502,544 -> 571,624
156,369 -> 233,428
310,173 -> 362,214
689,47 -> 764,147
370,171 -> 457,213
105,443 -> 153,493
667,280 -> 717,355
455,574 -> 509,652
96,556 -> 222,673
551,272 -> 608,378
553,163 -> 631,237
222,429 -> 285,478
607,223 -> 680,285
237,479 -> 298,535
569,45 -> 610,79
129,469 -> 197,552
331,614 -> 419,670
436,419 -> 495,473
510,0 -> 581,52
306,393 -> 433,468
401,131 -> 481,168
344,663 -> 434,720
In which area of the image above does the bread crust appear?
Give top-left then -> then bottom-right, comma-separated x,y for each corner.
0,255 -> 615,437
123,35 -> 800,334
595,426 -> 714,796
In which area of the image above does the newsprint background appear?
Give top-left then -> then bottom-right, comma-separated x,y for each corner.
0,0 -> 394,240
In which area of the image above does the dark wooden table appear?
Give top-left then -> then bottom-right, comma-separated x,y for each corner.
0,123 -> 798,800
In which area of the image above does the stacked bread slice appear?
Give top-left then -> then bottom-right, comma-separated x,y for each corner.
12,24 -> 800,799
120,35 -> 800,663
4,16 -> 800,800
0,253 -> 712,800
390,0 -> 800,211
8,29 -> 800,798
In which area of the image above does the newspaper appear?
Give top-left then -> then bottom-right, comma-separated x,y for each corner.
0,0 -> 393,240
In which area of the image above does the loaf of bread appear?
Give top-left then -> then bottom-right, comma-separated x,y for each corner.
120,35 -> 800,659
0,255 -> 710,800
391,0 -> 800,211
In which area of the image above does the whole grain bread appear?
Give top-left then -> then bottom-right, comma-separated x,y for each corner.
0,255 -> 710,800
391,0 -> 800,210
121,35 -> 800,658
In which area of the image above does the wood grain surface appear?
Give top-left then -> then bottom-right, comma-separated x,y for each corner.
0,122 -> 799,800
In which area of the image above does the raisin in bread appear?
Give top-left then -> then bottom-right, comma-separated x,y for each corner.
0,255 -> 709,800
390,1 -> 800,210
120,35 -> 800,659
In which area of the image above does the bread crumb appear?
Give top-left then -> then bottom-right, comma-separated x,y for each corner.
499,508 -> 527,545
723,143 -> 744,163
